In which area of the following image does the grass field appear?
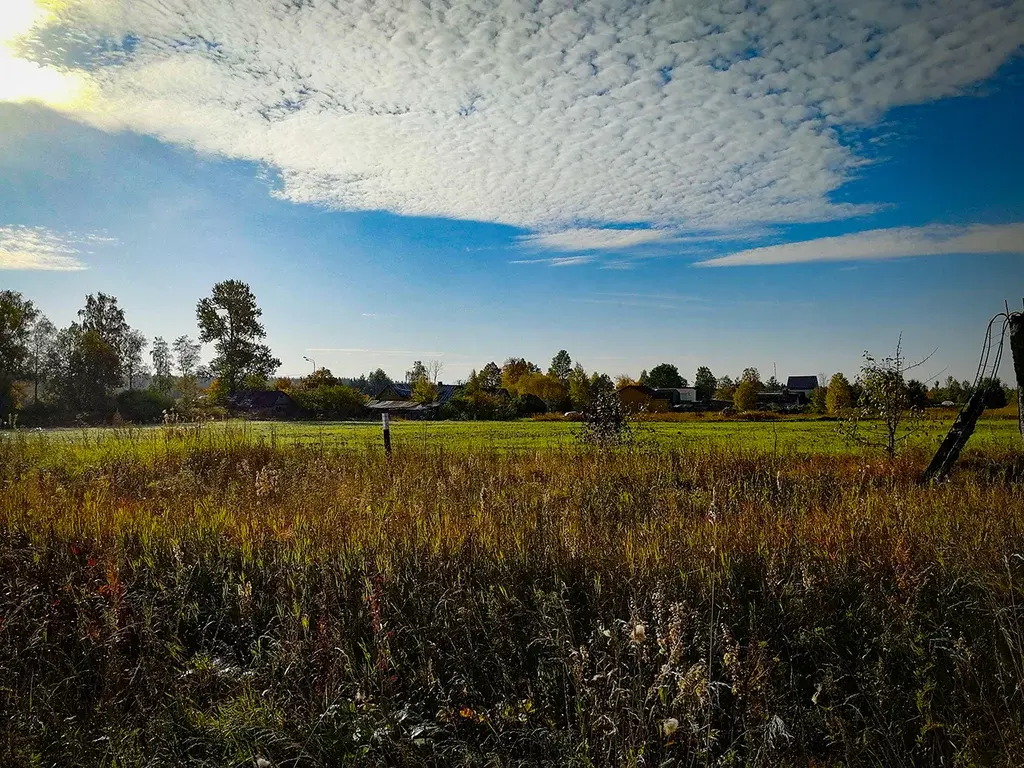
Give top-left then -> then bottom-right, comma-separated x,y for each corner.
12,411 -> 1022,455
2,417 -> 1023,766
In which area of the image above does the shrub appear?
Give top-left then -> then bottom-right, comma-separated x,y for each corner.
290,385 -> 367,418
116,388 -> 175,423
576,386 -> 631,445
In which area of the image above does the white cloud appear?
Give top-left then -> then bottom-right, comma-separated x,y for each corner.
519,228 -> 677,252
0,225 -> 111,270
696,223 -> 1024,267
20,1 -> 1024,235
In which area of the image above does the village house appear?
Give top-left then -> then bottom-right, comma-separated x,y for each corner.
228,389 -> 298,419
366,382 -> 463,418
785,376 -> 820,398
617,385 -> 674,413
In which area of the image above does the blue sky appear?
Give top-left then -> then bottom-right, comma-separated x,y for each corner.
1,0 -> 1022,385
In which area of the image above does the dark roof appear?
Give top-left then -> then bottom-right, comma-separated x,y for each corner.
228,390 -> 293,409
373,382 -> 463,405
786,376 -> 819,391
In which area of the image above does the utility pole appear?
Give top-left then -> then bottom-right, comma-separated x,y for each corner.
1010,300 -> 1024,441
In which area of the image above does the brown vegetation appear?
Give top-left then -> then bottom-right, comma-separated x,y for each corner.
1,430 -> 1023,765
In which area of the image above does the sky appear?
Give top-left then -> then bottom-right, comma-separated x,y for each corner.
1,0 -> 1022,386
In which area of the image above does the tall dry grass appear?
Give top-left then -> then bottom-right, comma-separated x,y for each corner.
1,428 -> 1023,766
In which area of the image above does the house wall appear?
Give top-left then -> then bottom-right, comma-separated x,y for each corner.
376,385 -> 409,401
618,388 -> 671,413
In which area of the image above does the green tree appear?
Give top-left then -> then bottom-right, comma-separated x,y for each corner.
478,362 -> 502,391
405,360 -> 428,384
694,366 -> 716,401
715,375 -> 736,401
741,367 -> 762,388
366,368 -> 392,395
589,372 -> 615,396
568,363 -> 590,410
501,358 -> 540,395
906,379 -> 930,410
173,335 -> 201,379
301,367 -> 342,389
845,339 -> 922,458
548,350 -> 572,384
809,386 -> 828,413
518,372 -> 566,411
412,377 -> 439,403
980,377 -> 1008,409
0,290 -> 38,416
826,373 -> 852,415
122,329 -> 147,390
79,292 -> 129,352
49,325 -> 121,416
28,314 -> 56,403
196,280 -> 280,395
646,363 -> 683,388
150,337 -> 174,393
733,379 -> 758,411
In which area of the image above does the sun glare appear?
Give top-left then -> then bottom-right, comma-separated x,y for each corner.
0,0 -> 90,108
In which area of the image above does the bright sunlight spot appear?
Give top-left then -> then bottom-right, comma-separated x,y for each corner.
0,0 -> 90,108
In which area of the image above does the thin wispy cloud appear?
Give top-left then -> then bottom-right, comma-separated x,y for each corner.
519,226 -> 779,253
307,348 -> 447,357
510,255 -> 596,267
519,228 -> 677,252
0,225 -> 112,271
696,223 -> 1024,267
17,0 -> 1022,239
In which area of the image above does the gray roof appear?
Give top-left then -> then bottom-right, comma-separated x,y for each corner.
366,400 -> 438,411
786,376 -> 819,391
373,382 -> 462,405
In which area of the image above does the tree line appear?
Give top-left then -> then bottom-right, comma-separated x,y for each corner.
1,281 -> 281,425
1,283 -> 1015,426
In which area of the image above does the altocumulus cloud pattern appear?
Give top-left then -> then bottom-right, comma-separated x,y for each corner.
29,0 -> 1024,248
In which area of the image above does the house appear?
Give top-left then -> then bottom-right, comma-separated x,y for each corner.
756,390 -> 807,409
366,382 -> 463,418
617,385 -> 673,413
228,389 -> 297,419
785,376 -> 820,397
654,387 -> 698,404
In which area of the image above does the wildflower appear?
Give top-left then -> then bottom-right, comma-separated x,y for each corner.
630,623 -> 646,644
662,718 -> 679,737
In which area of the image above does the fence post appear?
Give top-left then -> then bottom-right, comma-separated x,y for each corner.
382,412 -> 392,456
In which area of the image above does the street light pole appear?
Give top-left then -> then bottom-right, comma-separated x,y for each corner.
303,355 -> 316,373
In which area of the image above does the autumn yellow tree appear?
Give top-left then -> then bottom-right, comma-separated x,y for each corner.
826,373 -> 853,414
733,379 -> 758,411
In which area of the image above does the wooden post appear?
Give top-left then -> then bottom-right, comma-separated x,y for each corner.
382,412 -> 392,456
